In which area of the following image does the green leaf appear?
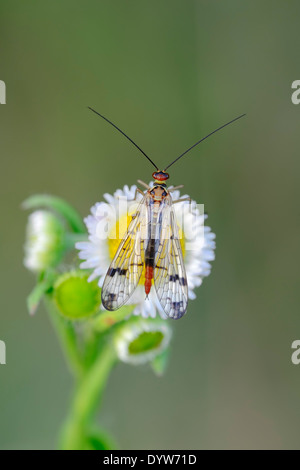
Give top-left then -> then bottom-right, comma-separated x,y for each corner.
22,194 -> 86,234
27,273 -> 55,315
151,348 -> 170,376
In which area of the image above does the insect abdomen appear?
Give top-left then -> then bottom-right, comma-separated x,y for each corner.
144,199 -> 161,296
144,235 -> 157,296
145,265 -> 154,295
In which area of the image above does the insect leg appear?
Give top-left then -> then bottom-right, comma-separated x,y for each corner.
137,179 -> 150,189
172,196 -> 194,213
130,188 -> 145,220
169,185 -> 184,192
172,197 -> 192,204
135,187 -> 145,199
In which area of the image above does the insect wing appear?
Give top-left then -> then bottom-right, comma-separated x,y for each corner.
101,194 -> 150,310
154,195 -> 188,319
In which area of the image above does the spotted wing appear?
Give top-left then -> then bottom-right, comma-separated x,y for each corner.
101,194 -> 150,311
154,195 -> 188,319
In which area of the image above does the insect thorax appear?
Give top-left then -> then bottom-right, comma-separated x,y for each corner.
149,183 -> 168,202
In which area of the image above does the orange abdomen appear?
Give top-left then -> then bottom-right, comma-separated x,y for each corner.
145,265 -> 154,295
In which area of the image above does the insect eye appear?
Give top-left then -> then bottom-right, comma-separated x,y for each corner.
152,171 -> 169,181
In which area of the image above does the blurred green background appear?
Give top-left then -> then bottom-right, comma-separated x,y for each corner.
1,0 -> 300,450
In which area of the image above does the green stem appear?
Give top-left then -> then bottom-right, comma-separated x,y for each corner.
22,194 -> 86,233
45,297 -> 84,378
60,340 -> 117,450
44,296 -> 119,449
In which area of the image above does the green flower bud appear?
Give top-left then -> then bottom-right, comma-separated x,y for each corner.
24,210 -> 65,272
53,271 -> 101,320
114,318 -> 172,365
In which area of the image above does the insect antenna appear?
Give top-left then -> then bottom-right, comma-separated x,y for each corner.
88,107 -> 159,170
164,113 -> 246,171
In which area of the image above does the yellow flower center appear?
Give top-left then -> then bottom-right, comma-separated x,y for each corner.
108,212 -> 185,286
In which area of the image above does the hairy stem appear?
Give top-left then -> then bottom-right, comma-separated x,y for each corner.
22,194 -> 86,233
60,340 -> 117,450
45,297 -> 84,378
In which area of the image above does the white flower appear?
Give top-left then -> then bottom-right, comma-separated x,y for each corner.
76,184 -> 216,318
114,318 -> 172,365
24,210 -> 65,272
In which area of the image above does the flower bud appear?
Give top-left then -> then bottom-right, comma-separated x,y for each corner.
53,271 -> 101,320
24,210 -> 65,272
114,318 -> 172,365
